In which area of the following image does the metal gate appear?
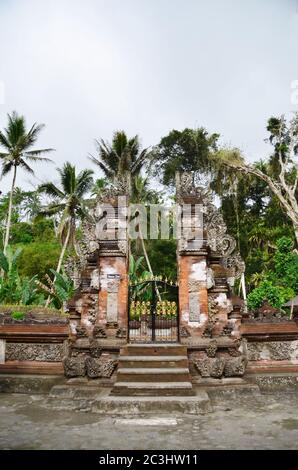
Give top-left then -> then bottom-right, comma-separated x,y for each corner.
128,277 -> 179,343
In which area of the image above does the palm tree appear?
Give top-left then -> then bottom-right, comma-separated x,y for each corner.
0,111 -> 54,254
39,162 -> 94,275
89,131 -> 151,190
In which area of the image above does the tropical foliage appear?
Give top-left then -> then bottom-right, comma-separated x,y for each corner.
0,111 -> 297,313
0,111 -> 53,254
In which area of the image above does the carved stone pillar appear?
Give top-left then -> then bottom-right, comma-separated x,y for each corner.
176,172 -> 245,344
66,175 -> 130,343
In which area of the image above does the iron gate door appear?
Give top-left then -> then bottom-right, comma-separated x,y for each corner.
128,278 -> 179,343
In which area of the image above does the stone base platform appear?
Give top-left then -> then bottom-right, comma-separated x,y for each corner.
2,372 -> 298,416
45,385 -> 212,414
41,376 -> 261,415
247,372 -> 298,392
0,374 -> 64,394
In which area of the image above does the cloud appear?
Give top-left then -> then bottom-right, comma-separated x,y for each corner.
0,0 -> 297,192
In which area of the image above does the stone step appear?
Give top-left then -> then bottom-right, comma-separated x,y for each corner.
49,384 -> 104,399
117,367 -> 191,383
119,356 -> 188,369
111,381 -> 195,396
43,389 -> 211,414
121,344 -> 187,356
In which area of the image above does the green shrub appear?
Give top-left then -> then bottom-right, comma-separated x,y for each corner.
11,311 -> 25,320
247,280 -> 294,310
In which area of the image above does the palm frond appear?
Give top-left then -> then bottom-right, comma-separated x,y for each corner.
0,130 -> 11,151
1,160 -> 13,178
19,159 -> 34,175
39,202 -> 65,216
38,182 -> 65,199
76,169 -> 94,197
88,154 -> 114,177
25,122 -> 46,148
57,162 -> 76,195
6,111 -> 26,147
24,148 -> 55,160
131,148 -> 151,175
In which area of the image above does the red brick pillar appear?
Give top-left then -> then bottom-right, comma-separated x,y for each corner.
178,248 -> 209,341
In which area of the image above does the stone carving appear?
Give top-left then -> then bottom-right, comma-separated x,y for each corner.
247,341 -> 298,361
206,340 -> 218,357
87,294 -> 98,325
93,326 -> 107,338
202,320 -> 216,338
189,291 -> 200,322
106,292 -> 118,323
193,355 -> 226,378
176,172 -> 244,270
65,175 -> 130,288
225,253 -> 245,280
188,279 -> 202,292
193,356 -> 211,377
75,325 -> 89,338
176,172 -> 212,203
118,240 -> 128,255
228,347 -> 241,357
206,268 -> 215,289
5,343 -> 64,362
208,297 -> 217,319
63,357 -> 86,377
224,356 -> 247,377
89,340 -> 102,358
205,209 -> 236,256
193,349 -> 247,378
210,357 -> 226,378
116,328 -> 127,338
221,323 -> 234,336
96,174 -> 130,203
180,326 -> 191,337
85,356 -> 117,378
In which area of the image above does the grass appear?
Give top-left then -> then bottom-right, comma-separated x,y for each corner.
0,304 -> 64,316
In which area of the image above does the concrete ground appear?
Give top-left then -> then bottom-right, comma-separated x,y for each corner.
0,392 -> 298,450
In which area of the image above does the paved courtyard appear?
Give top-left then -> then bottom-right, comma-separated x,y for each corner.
0,392 -> 298,450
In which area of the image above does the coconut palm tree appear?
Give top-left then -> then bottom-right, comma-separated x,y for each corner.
39,162 -> 94,275
89,131 -> 151,191
0,111 -> 54,254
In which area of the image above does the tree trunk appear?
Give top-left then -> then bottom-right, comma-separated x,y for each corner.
294,224 -> 298,248
225,163 -> 298,246
3,165 -> 17,256
56,223 -> 71,274
45,223 -> 71,307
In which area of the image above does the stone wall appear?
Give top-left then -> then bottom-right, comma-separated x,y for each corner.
5,343 -> 66,362
0,317 -> 69,375
246,341 -> 298,361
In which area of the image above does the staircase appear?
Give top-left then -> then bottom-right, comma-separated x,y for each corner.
111,344 -> 194,396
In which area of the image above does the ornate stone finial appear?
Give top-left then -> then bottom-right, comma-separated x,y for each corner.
96,173 -> 131,203
176,171 -> 245,274
176,171 -> 212,204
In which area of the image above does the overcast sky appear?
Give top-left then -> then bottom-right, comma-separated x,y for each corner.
0,0 -> 298,192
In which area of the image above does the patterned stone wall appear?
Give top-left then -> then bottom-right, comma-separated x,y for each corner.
247,341 -> 298,361
5,343 -> 66,362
